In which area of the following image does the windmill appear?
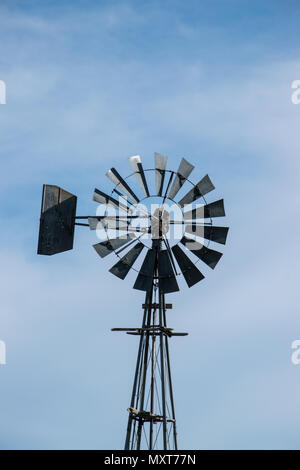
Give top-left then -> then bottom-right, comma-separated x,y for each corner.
37,153 -> 229,450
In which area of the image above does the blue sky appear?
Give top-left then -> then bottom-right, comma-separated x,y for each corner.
1,0 -> 300,449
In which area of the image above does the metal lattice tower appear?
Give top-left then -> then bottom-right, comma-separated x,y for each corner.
123,240 -> 180,450
37,153 -> 229,450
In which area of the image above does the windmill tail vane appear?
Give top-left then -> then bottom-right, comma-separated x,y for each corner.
37,153 -> 229,450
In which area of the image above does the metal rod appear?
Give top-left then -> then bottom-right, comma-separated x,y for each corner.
159,288 -> 168,450
162,297 -> 178,450
76,215 -> 148,220
132,335 -> 146,449
113,188 -> 134,207
162,235 -> 178,276
162,171 -> 174,204
136,286 -> 153,450
149,300 -> 157,449
169,221 -> 213,225
124,295 -> 149,450
115,236 -> 138,255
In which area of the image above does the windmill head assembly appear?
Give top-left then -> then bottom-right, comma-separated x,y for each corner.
37,153 -> 229,450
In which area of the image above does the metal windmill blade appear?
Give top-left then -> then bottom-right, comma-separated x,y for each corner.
93,234 -> 136,258
180,235 -> 223,269
106,167 -> 140,204
158,249 -> 179,293
183,199 -> 225,220
172,244 -> 205,287
178,174 -> 215,207
93,188 -> 130,213
109,242 -> 144,280
185,224 -> 229,244
155,152 -> 168,196
128,155 -> 150,197
167,157 -> 194,200
133,248 -> 156,292
37,153 -> 229,452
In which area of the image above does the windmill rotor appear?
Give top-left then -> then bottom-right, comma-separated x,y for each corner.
88,154 -> 228,293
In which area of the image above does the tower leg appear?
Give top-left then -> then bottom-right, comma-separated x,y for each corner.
124,291 -> 151,450
159,290 -> 168,450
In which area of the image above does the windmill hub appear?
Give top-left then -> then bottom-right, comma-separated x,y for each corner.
151,207 -> 170,238
129,195 -> 184,248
